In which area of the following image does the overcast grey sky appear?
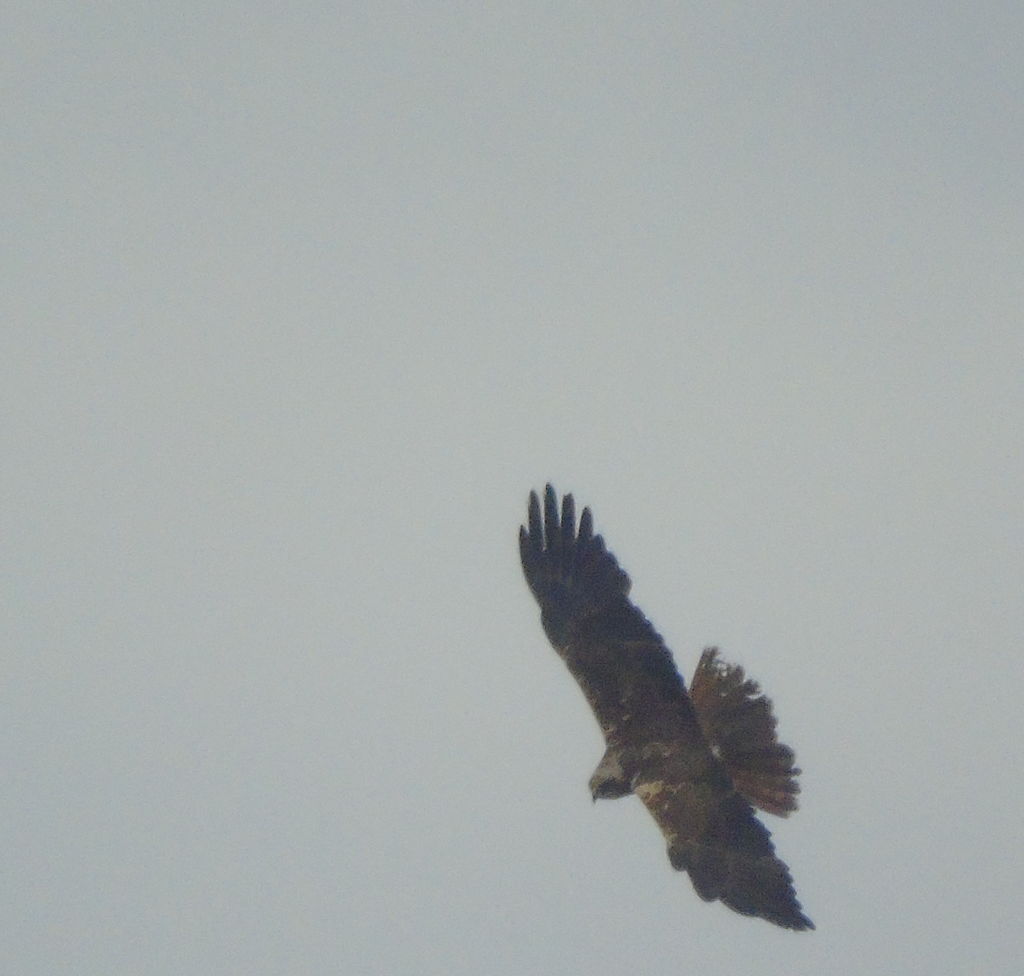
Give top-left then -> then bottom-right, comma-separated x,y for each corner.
5,2 -> 1023,974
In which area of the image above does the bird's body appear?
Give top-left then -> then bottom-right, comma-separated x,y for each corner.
519,485 -> 813,930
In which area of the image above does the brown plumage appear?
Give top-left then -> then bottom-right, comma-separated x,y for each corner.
519,485 -> 813,931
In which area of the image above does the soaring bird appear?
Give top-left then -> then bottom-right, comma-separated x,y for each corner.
519,485 -> 813,930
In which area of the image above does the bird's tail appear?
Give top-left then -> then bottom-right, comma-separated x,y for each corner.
689,648 -> 801,817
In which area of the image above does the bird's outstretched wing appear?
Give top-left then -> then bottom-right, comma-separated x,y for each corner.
520,485 -> 813,931
518,484 -> 699,743
644,775 -> 813,929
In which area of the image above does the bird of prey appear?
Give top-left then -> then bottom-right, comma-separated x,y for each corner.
519,485 -> 813,930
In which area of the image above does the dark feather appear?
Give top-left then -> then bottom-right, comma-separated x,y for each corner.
690,648 -> 802,817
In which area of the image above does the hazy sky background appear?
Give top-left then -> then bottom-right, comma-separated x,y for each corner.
5,3 -> 1023,974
